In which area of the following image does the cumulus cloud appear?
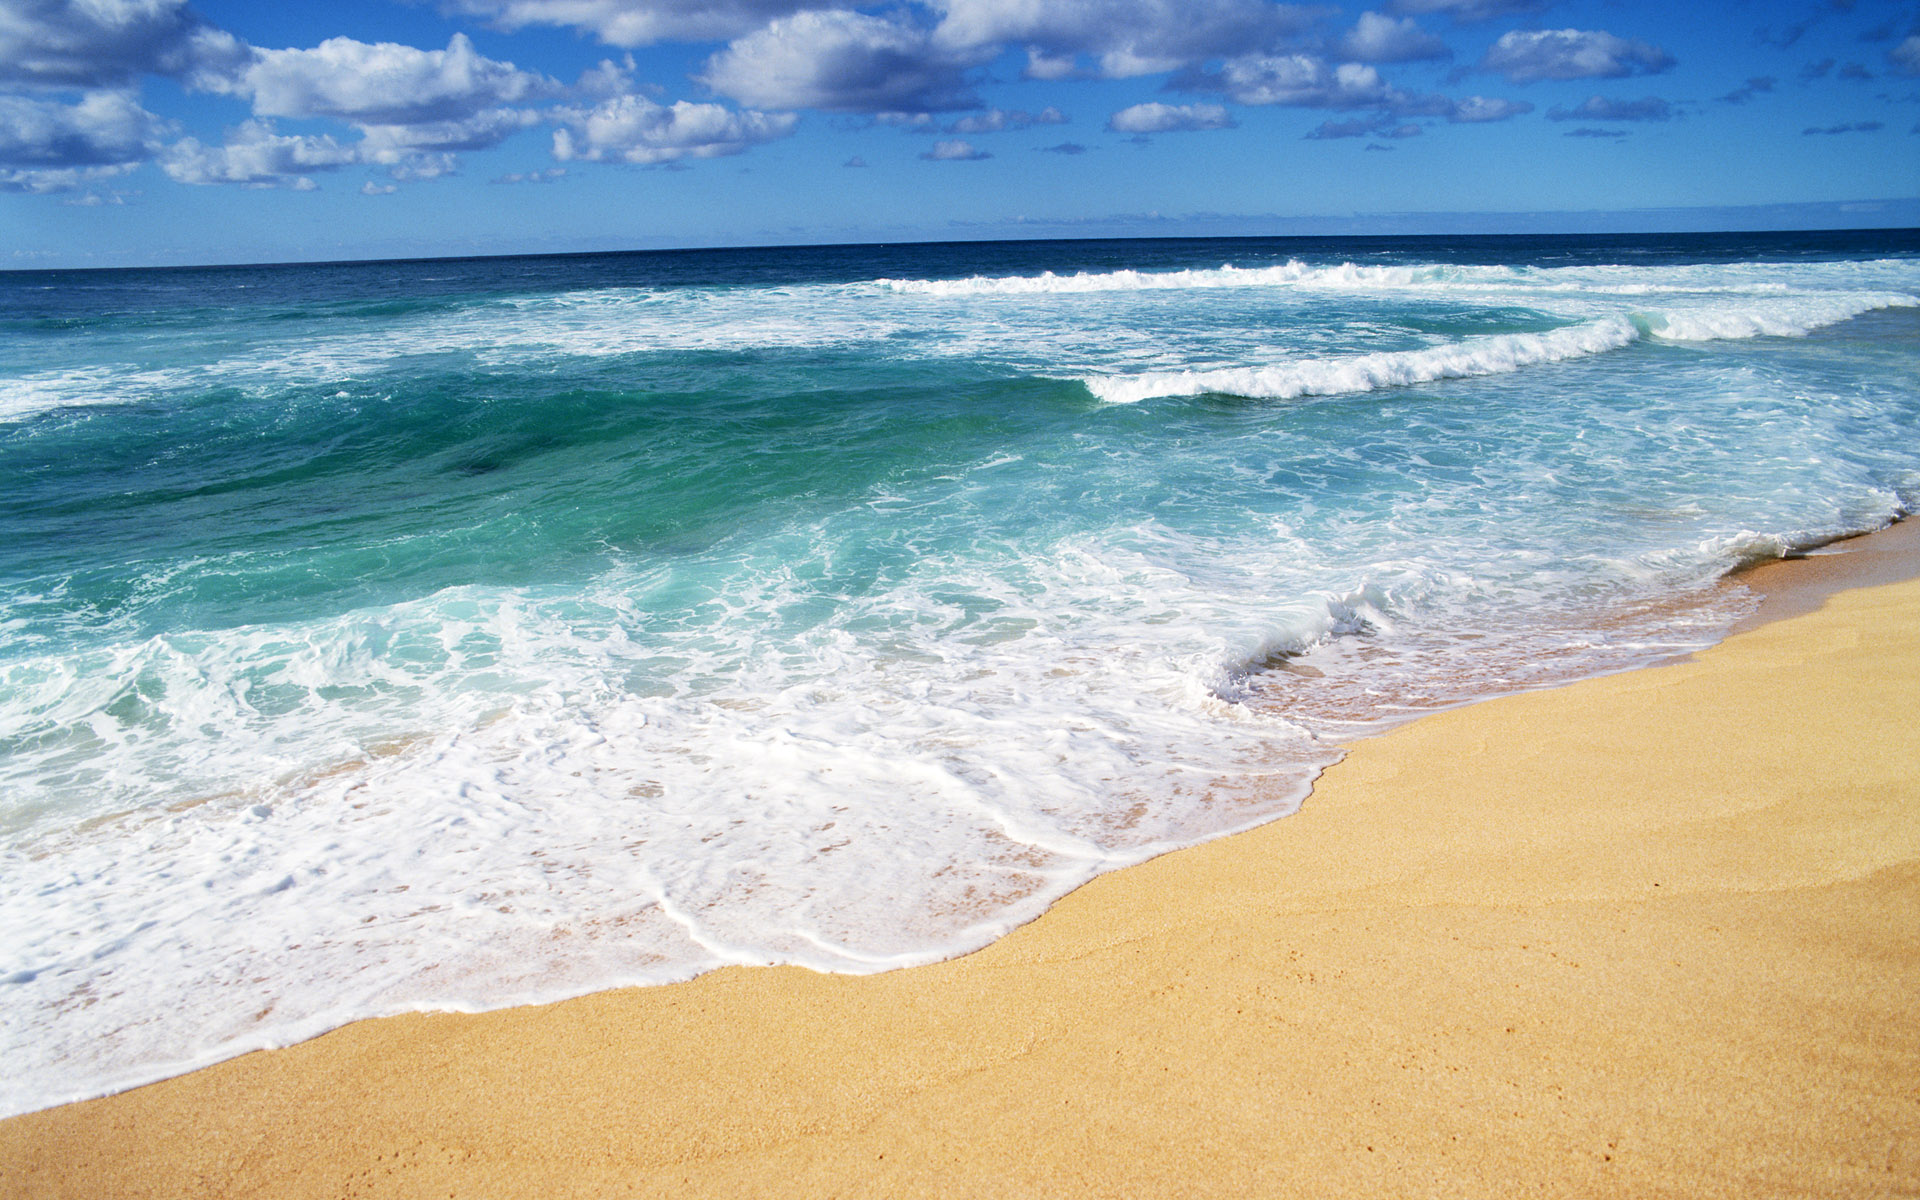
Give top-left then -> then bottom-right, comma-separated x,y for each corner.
945,106 -> 1067,134
0,0 -> 247,89
1384,0 -> 1546,22
0,90 -> 166,167
1040,141 -> 1087,153
920,138 -> 989,159
699,10 -> 983,112
361,181 -> 397,194
1106,101 -> 1235,133
442,0 -> 829,46
1802,120 -> 1882,134
1480,29 -> 1674,83
1186,54 -> 1450,115
931,0 -> 1320,79
1445,94 -> 1532,122
159,120 -> 357,188
1338,12 -> 1449,63
207,34 -> 554,127
1546,95 -> 1673,122
0,90 -> 169,192
551,93 -> 796,162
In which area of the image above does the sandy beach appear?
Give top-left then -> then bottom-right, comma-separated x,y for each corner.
4,527 -> 1918,1199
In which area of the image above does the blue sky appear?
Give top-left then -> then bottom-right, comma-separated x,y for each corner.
4,0 -> 1917,266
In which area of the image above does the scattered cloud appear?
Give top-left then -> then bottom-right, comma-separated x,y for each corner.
159,119 -> 357,188
1186,55 -> 1416,110
1546,95 -> 1673,122
1040,141 -> 1088,154
1364,140 -> 1394,150
551,94 -> 797,163
1837,62 -> 1873,81
1802,120 -> 1883,134
842,154 -> 868,166
1563,127 -> 1630,138
0,0 -> 247,89
1339,12 -> 1450,63
1106,102 -> 1235,134
1800,58 -> 1835,80
920,138 -> 990,160
944,106 -> 1067,134
1480,29 -> 1674,84
492,166 -> 568,182
1718,76 -> 1776,104
206,34 -> 554,127
0,91 -> 168,192
361,181 -> 398,195
1889,36 -> 1920,75
441,0 -> 827,47
699,10 -> 983,113
1306,114 -> 1423,139
1445,94 -> 1533,122
932,0 -> 1320,80
1384,0 -> 1548,23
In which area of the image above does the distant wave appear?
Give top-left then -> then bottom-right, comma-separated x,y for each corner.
876,260 -> 1510,296
1082,292 -> 1918,403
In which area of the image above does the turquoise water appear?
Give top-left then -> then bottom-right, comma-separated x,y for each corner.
2,231 -> 1918,1114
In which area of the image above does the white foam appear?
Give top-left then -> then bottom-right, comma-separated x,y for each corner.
1083,317 -> 1641,403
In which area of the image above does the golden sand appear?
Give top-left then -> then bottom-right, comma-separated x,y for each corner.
5,541 -> 1919,1198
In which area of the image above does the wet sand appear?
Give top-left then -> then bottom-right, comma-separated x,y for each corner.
4,526 -> 1918,1198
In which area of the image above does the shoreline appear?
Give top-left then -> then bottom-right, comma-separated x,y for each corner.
5,526 -> 1920,1196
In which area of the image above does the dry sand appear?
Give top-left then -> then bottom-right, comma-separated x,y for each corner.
4,532 -> 1919,1199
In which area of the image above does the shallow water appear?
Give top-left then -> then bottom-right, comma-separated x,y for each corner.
2,230 -> 1917,1115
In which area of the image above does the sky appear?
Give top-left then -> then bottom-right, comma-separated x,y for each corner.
3,0 -> 1918,267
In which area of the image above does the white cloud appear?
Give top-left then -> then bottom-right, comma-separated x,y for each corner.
361,181 -> 398,194
209,34 -> 555,127
920,138 -> 989,159
1106,101 -> 1235,133
1890,35 -> 1920,75
932,0 -> 1319,79
1480,29 -> 1674,84
945,106 -> 1067,134
0,89 -> 167,193
1384,0 -> 1546,22
492,166 -> 569,182
1339,12 -> 1449,63
1445,94 -> 1532,122
1545,95 -> 1672,122
0,90 -> 167,167
1200,55 -> 1392,108
699,10 -> 983,112
159,120 -> 357,188
0,162 -> 138,193
0,0 -> 247,88
551,94 -> 797,162
442,0 -> 829,47
355,109 -> 547,162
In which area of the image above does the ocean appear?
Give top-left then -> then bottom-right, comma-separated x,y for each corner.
2,230 -> 1917,1116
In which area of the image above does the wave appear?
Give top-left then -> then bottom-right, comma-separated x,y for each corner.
1082,292 -> 1918,404
878,260 -> 1512,296
1083,317 -> 1639,404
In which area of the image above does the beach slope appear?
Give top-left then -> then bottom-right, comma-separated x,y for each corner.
4,572 -> 1918,1198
